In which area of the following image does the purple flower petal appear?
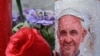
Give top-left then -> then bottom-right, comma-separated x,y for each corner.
12,13 -> 19,21
25,15 -> 38,24
36,20 -> 54,26
36,9 -> 44,20
44,10 -> 54,20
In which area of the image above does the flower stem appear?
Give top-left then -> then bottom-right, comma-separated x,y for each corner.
16,0 -> 25,22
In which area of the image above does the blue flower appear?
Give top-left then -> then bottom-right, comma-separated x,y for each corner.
26,14 -> 38,24
12,9 -> 55,26
12,13 -> 19,22
36,20 -> 54,26
44,10 -> 55,20
36,9 -> 44,20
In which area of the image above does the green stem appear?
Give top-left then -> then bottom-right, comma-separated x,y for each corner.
16,0 -> 25,22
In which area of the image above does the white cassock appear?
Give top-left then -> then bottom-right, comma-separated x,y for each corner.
55,0 -> 100,56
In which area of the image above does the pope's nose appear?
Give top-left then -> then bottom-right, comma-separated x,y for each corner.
64,34 -> 73,43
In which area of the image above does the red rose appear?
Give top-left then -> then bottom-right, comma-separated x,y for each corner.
5,27 -> 52,56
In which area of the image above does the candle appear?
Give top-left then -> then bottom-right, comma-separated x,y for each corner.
0,0 -> 12,56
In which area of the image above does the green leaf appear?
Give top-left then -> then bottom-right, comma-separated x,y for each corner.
23,21 -> 30,27
12,22 -> 24,33
12,21 -> 30,33
39,28 -> 55,50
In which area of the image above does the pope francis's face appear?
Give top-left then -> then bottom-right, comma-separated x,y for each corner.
57,15 -> 87,56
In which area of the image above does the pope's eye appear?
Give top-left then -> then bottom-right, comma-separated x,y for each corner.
60,30 -> 67,36
70,30 -> 78,36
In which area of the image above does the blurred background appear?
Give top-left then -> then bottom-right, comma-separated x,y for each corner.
12,0 -> 54,13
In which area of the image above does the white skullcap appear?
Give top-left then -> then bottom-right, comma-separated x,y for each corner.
55,0 -> 95,30
56,8 -> 91,30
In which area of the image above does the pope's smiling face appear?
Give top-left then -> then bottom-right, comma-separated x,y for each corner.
57,15 -> 87,56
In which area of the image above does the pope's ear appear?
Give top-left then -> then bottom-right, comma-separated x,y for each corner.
81,28 -> 87,42
82,28 -> 87,37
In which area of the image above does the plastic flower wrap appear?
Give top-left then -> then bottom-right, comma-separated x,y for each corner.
12,8 -> 55,49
